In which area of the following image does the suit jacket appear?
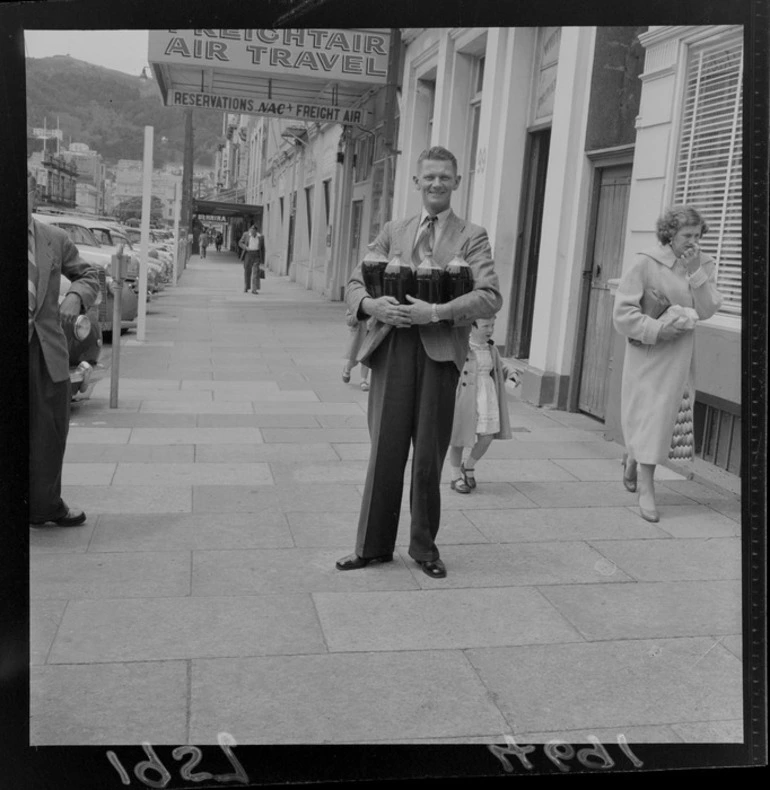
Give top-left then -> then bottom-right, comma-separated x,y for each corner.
239,232 -> 265,262
346,210 -> 502,371
30,219 -> 101,383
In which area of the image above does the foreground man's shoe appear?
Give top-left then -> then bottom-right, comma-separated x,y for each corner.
417,558 -> 447,578
31,509 -> 87,527
335,553 -> 393,570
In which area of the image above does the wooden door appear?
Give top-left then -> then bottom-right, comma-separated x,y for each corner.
577,164 -> 632,419
506,129 -> 551,359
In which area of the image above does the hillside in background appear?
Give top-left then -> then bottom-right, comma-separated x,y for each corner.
25,56 -> 224,168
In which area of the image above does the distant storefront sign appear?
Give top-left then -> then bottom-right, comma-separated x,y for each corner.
148,29 -> 389,84
33,128 -> 63,140
197,213 -> 228,222
167,90 -> 370,124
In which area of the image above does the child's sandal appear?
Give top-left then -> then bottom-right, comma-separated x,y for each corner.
461,462 -> 477,489
450,477 -> 471,494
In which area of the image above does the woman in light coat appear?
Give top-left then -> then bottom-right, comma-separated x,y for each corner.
613,205 -> 723,522
448,317 -> 521,492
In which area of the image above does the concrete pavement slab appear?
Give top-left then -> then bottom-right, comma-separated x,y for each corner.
192,548 -> 419,595
31,661 -> 188,745
112,462 -> 273,486
444,460 -> 579,483
29,519 -> 97,553
510,428 -> 607,443
482,440 -> 624,459
70,413 -> 199,428
193,483 -> 363,513
48,595 -> 327,663
129,427 -> 262,444
31,551 -> 191,600
261,427 -> 370,443
90,512 -> 293,552
114,389 -> 215,402
331,443 -> 371,460
465,506 -> 670,542
61,463 -> 116,485
181,380 -> 281,393
270,460 -> 368,485
428,482 -> 539,510
465,638 -> 742,736
194,413 -> 319,427
314,414 -> 369,428
97,377 -> 183,389
539,580 -> 741,640
195,443 -> 339,463
65,444 -> 195,462
139,400 -> 256,413
189,652 -> 510,743
552,458 -> 686,482
669,720 -> 743,742
68,428 -> 131,444
659,479 -> 738,501
313,587 -> 583,652
61,485 -> 192,514
31,600 -> 68,665
531,409 -> 607,431
700,497 -> 742,521
404,542 -> 634,589
512,481 -> 691,508
250,402 -> 363,414
588,537 -> 741,581
721,634 -> 742,659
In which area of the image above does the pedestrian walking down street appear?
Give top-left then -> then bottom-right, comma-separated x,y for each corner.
239,225 -> 265,293
341,308 -> 370,391
336,146 -> 502,580
613,205 -> 723,523
215,231 -> 223,252
199,228 -> 209,259
27,172 -> 101,528
447,317 -> 521,493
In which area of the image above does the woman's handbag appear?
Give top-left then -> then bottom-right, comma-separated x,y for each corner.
669,389 -> 695,461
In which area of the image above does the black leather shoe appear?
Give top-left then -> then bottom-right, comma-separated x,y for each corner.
417,558 -> 447,578
33,509 -> 87,527
335,553 -> 393,571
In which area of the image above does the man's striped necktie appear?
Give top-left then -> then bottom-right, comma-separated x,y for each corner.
412,215 -> 437,266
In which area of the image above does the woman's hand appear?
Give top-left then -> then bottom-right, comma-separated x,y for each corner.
678,244 -> 702,275
658,323 -> 686,342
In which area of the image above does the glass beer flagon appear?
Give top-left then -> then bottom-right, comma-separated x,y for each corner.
415,253 -> 444,304
361,250 -> 389,298
382,251 -> 415,303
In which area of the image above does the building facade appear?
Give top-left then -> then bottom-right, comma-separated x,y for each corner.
27,150 -> 77,210
228,25 -> 743,478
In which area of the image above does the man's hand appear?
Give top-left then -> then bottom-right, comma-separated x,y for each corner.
58,293 -> 82,327
364,296 -> 412,327
658,323 -> 685,342
404,295 -> 433,325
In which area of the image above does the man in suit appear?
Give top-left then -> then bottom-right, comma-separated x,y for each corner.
239,224 -> 266,293
336,146 -> 502,578
28,172 -> 101,527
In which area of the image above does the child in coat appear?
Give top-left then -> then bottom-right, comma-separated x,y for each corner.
448,317 -> 521,493
341,308 -> 371,391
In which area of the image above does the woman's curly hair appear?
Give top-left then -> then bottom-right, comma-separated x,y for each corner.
655,205 -> 710,245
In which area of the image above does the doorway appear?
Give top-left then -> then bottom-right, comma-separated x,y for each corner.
286,191 -> 297,275
506,128 -> 551,359
574,163 -> 632,419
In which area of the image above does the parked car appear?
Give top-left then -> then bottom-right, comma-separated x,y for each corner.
33,213 -> 139,334
115,225 -> 169,290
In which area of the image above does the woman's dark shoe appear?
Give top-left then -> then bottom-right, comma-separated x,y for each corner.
461,462 -> 477,489
341,366 -> 351,384
335,553 -> 393,570
417,559 -> 447,578
622,454 -> 637,493
450,477 -> 471,494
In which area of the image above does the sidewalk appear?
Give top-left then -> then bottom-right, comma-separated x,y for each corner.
30,249 -> 743,746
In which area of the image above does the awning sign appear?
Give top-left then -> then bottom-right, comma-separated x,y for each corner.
197,214 -> 227,222
168,90 -> 369,123
148,29 -> 389,84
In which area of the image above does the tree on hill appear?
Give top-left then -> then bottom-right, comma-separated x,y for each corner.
114,195 -> 164,223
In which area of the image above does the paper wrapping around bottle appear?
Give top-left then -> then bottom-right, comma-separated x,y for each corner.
669,391 -> 694,462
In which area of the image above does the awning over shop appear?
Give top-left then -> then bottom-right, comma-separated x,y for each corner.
148,29 -> 390,127
193,199 -> 262,221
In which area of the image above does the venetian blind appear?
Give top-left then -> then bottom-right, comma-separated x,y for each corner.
673,34 -> 743,318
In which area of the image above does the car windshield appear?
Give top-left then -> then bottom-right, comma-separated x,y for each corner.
90,228 -> 114,246
56,223 -> 101,247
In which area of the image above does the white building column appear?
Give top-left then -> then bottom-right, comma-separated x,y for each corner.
524,26 -> 596,407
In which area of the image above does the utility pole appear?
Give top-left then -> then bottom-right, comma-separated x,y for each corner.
181,109 -> 194,260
